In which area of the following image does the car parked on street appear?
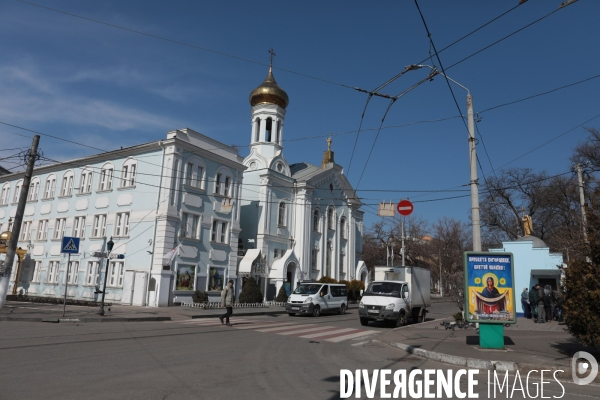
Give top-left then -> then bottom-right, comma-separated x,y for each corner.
286,282 -> 348,317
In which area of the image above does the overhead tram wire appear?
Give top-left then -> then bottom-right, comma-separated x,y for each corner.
16,0 -> 354,90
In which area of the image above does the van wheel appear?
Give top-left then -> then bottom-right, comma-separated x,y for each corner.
312,306 -> 321,317
339,304 -> 346,315
288,313 -> 296,316
396,313 -> 407,327
360,317 -> 369,326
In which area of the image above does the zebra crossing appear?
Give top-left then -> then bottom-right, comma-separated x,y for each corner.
164,318 -> 379,343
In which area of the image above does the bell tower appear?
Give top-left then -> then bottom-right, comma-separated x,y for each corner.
247,49 -> 289,162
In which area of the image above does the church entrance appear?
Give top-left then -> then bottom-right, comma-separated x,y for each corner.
286,262 -> 297,296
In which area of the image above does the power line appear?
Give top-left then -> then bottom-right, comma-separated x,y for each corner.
479,73 -> 600,114
446,6 -> 566,71
16,0 -> 355,90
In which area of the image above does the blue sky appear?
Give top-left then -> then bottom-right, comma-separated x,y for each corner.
1,0 -> 599,229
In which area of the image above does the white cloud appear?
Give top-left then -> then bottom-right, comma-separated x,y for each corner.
0,64 -> 177,131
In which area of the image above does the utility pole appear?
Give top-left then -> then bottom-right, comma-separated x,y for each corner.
575,163 -> 588,243
467,94 -> 481,252
0,135 -> 40,308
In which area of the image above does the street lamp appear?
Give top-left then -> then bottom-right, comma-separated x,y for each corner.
98,237 -> 114,316
409,64 -> 481,251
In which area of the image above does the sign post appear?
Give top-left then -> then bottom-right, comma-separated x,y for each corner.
61,236 -> 80,317
397,200 -> 413,266
464,252 -> 515,349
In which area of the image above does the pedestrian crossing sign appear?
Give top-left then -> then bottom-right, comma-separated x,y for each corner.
61,236 -> 80,254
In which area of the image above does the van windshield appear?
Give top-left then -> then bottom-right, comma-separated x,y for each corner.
293,284 -> 323,295
364,282 -> 401,297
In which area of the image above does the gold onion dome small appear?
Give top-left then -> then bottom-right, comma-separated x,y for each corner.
249,67 -> 289,109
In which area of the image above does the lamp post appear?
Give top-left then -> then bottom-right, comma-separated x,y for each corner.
98,237 -> 114,316
409,65 -> 481,251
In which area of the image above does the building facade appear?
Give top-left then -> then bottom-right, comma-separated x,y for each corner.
238,66 -> 367,300
0,129 -> 245,306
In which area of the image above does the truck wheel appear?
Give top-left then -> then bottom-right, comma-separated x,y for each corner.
360,317 -> 369,326
339,304 -> 346,315
312,306 -> 321,317
288,313 -> 296,316
396,313 -> 407,327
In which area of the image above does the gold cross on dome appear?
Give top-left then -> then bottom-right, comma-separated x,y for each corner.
268,48 -> 276,67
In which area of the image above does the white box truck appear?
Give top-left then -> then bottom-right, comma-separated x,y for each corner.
358,266 -> 431,327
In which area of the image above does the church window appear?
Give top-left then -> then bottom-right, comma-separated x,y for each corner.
254,118 -> 260,142
326,241 -> 332,277
340,217 -> 347,239
276,120 -> 281,144
274,249 -> 278,259
313,210 -> 320,232
266,118 -> 273,142
278,202 -> 286,226
311,248 -> 318,270
327,207 -> 335,230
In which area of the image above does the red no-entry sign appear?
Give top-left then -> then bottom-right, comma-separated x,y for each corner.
397,200 -> 413,216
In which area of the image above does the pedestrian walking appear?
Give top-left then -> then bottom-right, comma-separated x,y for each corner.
529,285 -> 538,320
219,279 -> 235,326
536,284 -> 546,323
521,288 -> 530,319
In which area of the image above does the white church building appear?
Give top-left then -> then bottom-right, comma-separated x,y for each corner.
237,66 -> 367,300
0,64 -> 366,306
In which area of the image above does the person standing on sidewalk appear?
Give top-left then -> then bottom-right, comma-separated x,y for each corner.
529,284 -> 538,320
536,284 -> 546,323
219,279 -> 235,326
521,288 -> 530,319
544,285 -> 553,322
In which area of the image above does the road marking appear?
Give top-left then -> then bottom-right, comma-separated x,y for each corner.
257,324 -> 315,332
277,326 -> 336,335
299,328 -> 356,339
234,322 -> 297,330
351,340 -> 370,346
324,330 -> 379,343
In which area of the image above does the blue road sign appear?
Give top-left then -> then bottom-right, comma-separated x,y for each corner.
61,236 -> 80,254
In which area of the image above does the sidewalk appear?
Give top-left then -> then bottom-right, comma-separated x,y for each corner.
0,301 -> 289,322
379,316 -> 600,380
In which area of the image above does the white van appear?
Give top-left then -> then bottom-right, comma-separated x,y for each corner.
359,267 -> 431,327
285,282 -> 348,317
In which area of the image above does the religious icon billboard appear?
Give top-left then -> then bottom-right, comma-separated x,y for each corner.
463,252 -> 516,324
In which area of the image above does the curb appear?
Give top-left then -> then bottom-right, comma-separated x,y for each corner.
384,340 -> 518,372
0,316 -> 172,323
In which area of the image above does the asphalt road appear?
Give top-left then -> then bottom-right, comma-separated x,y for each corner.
1,303 -> 598,400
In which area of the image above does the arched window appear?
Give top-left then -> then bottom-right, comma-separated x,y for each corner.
278,202 -> 286,226
327,206 -> 335,230
120,158 -> 137,188
79,167 -> 93,194
13,180 -> 22,203
43,174 -> 56,199
313,209 -> 320,232
214,167 -> 232,197
0,183 -> 10,205
27,177 -> 40,201
276,120 -> 282,144
326,240 -> 332,277
254,118 -> 260,142
60,171 -> 74,197
265,118 -> 272,142
340,216 -> 347,239
98,163 -> 114,191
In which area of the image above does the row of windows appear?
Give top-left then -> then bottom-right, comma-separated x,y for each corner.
2,212 -> 131,242
0,160 -> 136,206
32,259 -> 124,287
312,207 -> 347,238
311,245 -> 345,277
178,212 -> 229,244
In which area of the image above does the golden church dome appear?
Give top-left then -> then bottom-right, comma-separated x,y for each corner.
249,67 -> 289,109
